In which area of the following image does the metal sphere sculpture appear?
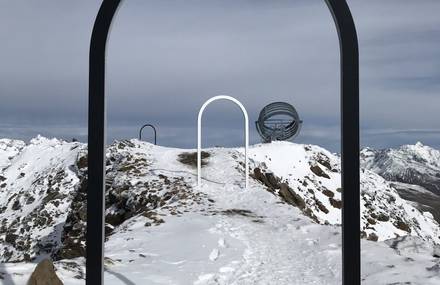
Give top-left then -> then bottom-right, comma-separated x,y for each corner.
255,102 -> 302,143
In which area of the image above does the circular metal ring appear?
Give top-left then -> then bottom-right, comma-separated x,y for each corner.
255,102 -> 302,142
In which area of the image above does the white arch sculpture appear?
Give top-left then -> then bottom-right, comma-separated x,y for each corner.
197,95 -> 249,189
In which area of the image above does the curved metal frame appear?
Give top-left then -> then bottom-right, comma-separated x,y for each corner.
197,95 -> 249,189
256,101 -> 302,142
88,1 -> 359,284
139,123 -> 157,145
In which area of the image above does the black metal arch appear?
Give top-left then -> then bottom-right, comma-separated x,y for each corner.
139,123 -> 157,145
87,1 -> 359,284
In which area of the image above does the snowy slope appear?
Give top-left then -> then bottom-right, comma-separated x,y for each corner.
249,142 -> 440,243
0,139 -> 25,170
361,142 -> 440,195
361,142 -> 440,224
1,137 -> 439,284
0,136 -> 84,262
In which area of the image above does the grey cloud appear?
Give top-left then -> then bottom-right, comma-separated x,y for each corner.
0,0 -> 439,152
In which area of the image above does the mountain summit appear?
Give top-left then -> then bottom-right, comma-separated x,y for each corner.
361,142 -> 440,223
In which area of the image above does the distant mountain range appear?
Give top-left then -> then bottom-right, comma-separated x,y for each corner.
361,142 -> 440,223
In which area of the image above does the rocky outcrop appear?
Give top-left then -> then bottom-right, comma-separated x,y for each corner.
54,140 -> 211,261
28,259 -> 63,285
310,165 -> 330,179
249,142 -> 440,244
177,151 -> 210,167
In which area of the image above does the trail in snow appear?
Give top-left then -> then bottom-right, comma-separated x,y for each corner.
191,172 -> 342,285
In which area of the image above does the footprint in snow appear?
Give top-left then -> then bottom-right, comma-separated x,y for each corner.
218,238 -> 226,248
209,248 -> 219,261
219,266 -> 235,273
306,238 -> 318,246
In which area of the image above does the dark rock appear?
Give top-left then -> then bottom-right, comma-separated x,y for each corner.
367,218 -> 377,225
316,200 -> 329,214
12,200 -> 21,211
322,189 -> 334,198
5,233 -> 18,244
329,198 -> 342,209
377,213 -> 390,222
427,263 -> 440,273
26,196 -> 35,205
253,168 -> 278,191
265,173 -> 280,189
253,168 -> 269,185
367,233 -> 379,242
310,165 -> 330,179
394,219 -> 411,233
118,164 -> 137,173
106,210 -> 126,227
53,178 -> 87,261
177,151 -> 210,167
317,157 -> 332,171
76,155 -> 88,169
78,205 -> 87,221
56,242 -> 84,260
221,209 -> 257,217
279,183 -> 306,210
42,188 -> 63,205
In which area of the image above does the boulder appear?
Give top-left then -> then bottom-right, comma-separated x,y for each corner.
265,173 -> 280,189
310,165 -> 330,179
28,259 -> 63,285
279,183 -> 305,210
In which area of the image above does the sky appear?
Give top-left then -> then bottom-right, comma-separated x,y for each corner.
0,0 -> 439,152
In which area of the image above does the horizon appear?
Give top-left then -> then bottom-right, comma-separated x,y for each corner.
1,133 -> 436,153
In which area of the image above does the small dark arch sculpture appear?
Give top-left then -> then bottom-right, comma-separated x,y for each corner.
139,124 -> 157,145
87,1 -> 359,284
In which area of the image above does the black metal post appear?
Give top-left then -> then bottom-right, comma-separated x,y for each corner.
87,1 -> 121,285
139,124 -> 157,145
325,1 -> 360,284
87,1 -> 359,284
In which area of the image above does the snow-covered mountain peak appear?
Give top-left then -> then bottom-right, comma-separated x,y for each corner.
400,142 -> 440,166
361,142 -> 440,169
28,135 -> 63,146
415,141 -> 424,147
361,142 -> 440,196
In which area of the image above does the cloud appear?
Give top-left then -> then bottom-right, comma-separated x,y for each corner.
0,0 -> 439,152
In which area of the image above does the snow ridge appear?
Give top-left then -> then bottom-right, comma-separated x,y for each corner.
0,137 -> 440,284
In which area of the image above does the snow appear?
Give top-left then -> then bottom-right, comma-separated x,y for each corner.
1,137 -> 440,284
0,136 -> 84,262
361,142 -> 440,194
0,138 -> 25,170
362,237 -> 440,285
